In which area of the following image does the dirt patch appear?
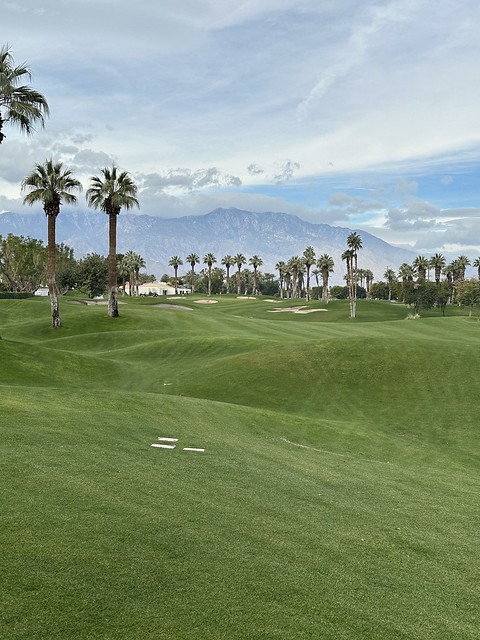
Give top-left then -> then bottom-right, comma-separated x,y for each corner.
195,299 -> 218,304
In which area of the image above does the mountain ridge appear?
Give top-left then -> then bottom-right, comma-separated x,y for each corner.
0,207 -> 415,283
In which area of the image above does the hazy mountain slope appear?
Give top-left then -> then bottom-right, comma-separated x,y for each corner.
0,207 -> 414,283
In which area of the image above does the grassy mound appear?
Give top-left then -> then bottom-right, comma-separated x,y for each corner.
1,296 -> 479,639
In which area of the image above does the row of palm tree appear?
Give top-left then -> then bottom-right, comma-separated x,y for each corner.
342,232 -> 363,318
119,251 -> 146,295
21,162 -> 138,327
275,249 -> 335,302
1,46 -> 139,326
170,253 -> 264,296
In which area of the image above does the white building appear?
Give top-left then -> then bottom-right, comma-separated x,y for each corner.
136,281 -> 191,296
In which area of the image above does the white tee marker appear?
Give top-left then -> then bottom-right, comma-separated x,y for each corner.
183,447 -> 205,452
151,443 -> 176,449
157,437 -> 178,442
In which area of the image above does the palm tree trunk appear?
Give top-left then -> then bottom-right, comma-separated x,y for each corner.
47,213 -> 60,328
237,269 -> 241,295
108,213 -> 119,317
226,267 -> 230,294
208,266 -> 212,295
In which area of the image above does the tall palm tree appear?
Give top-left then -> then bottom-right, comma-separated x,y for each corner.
317,254 -> 334,303
473,257 -> 480,280
121,250 -> 137,295
364,269 -> 374,299
288,256 -> 302,298
347,232 -> 362,318
169,255 -> 183,294
413,255 -> 429,281
22,159 -> 81,328
186,252 -> 199,293
234,253 -> 246,295
398,262 -> 414,283
249,255 -> 263,295
384,267 -> 397,301
221,255 -> 233,294
430,253 -> 446,285
303,246 -> 316,301
456,255 -> 471,281
275,261 -> 286,299
86,166 -> 139,317
283,263 -> 292,298
203,253 -> 216,295
0,45 -> 49,144
133,252 -> 146,296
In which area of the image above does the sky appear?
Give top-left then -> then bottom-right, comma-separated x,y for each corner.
2,0 -> 480,260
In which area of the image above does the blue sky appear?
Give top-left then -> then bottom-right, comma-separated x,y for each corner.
1,0 -> 480,259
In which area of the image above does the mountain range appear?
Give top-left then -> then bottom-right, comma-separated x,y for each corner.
0,207 -> 415,284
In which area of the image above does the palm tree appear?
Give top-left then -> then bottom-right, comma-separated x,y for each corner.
86,166 -> 139,317
283,263 -> 292,298
22,160 -> 81,328
456,255 -> 471,281
0,45 -> 49,144
203,253 -> 216,295
473,257 -> 480,280
384,267 -> 397,301
132,252 -> 146,296
118,254 -> 130,295
413,255 -> 429,281
317,254 -> 334,303
234,253 -> 246,295
347,232 -> 362,317
186,253 -> 199,293
169,255 -> 183,294
288,256 -> 302,298
303,246 -> 316,301
121,250 -> 136,295
221,255 -> 233,294
398,262 -> 414,283
341,249 -> 354,311
430,253 -> 446,285
275,261 -> 286,299
365,269 -> 374,299
249,255 -> 263,295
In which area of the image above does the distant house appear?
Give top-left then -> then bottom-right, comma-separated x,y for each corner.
136,281 -> 191,296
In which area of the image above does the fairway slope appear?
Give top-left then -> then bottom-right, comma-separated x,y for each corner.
1,298 -> 479,639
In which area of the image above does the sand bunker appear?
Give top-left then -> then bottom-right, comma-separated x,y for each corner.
154,304 -> 192,311
268,306 -> 328,314
195,299 -> 218,304
264,299 -> 278,303
236,296 -> 256,300
82,300 -> 126,306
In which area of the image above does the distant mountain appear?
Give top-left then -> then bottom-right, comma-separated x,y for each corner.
0,207 -> 415,283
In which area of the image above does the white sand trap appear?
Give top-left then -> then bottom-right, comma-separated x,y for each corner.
154,304 -> 192,311
236,296 -> 256,299
264,299 -> 277,303
268,306 -> 328,314
157,437 -> 178,442
183,447 -> 205,452
195,299 -> 218,304
151,443 -> 176,449
84,300 -> 126,305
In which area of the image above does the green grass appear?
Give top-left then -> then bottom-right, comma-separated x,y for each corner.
1,295 -> 479,639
